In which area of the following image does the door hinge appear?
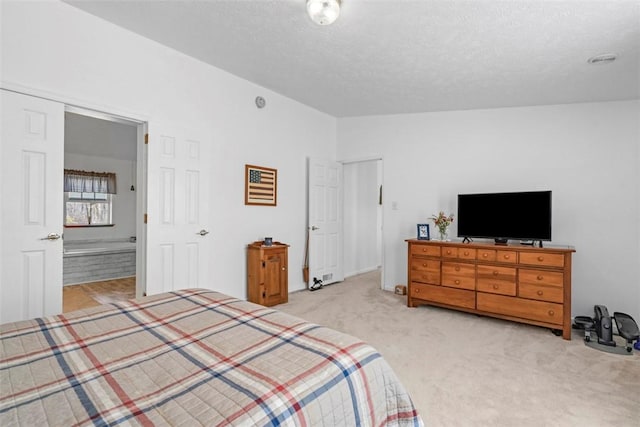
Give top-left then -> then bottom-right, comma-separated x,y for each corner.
144,133 -> 149,144
144,213 -> 148,224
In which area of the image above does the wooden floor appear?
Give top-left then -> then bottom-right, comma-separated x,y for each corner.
63,277 -> 136,313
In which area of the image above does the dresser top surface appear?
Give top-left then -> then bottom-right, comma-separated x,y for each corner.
248,241 -> 289,249
406,239 -> 575,253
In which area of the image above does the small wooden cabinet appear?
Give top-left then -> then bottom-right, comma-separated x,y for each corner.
406,239 -> 575,339
247,241 -> 289,306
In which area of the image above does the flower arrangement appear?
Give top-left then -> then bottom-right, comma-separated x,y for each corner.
430,211 -> 454,240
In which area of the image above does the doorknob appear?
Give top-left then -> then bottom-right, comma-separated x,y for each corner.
196,229 -> 210,236
41,233 -> 61,241
311,226 -> 320,231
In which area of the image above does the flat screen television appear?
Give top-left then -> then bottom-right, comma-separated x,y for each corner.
457,190 -> 552,244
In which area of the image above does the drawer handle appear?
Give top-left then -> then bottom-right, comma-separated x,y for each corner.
423,263 -> 428,267
538,256 -> 544,262
493,271 -> 499,276
415,288 -> 420,293
482,253 -> 488,258
455,266 -> 460,272
493,284 -> 499,290
464,251 -> 470,256
537,275 -> 543,280
423,248 -> 428,252
455,280 -> 460,285
537,290 -> 544,296
548,310 -> 555,316
446,250 -> 452,255
422,275 -> 428,280
504,254 -> 510,260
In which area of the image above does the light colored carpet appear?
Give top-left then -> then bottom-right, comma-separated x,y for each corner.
276,270 -> 639,427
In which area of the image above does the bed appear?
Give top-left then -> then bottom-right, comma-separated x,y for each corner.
1,288 -> 422,426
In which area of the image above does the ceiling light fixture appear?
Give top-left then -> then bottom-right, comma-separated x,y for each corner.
307,0 -> 341,26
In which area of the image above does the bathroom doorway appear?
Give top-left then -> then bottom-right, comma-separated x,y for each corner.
62,109 -> 142,311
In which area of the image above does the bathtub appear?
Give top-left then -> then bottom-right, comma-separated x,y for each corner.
64,240 -> 137,256
63,239 -> 136,285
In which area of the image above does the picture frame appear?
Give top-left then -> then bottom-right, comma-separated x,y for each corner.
417,224 -> 430,240
245,164 -> 277,206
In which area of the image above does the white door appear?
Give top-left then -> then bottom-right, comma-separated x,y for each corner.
308,158 -> 344,286
1,90 -> 64,323
145,124 -> 211,295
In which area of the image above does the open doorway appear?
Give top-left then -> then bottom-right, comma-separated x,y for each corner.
343,159 -> 383,288
62,108 -> 146,311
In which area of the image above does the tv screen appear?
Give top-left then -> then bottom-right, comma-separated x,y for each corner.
457,191 -> 552,242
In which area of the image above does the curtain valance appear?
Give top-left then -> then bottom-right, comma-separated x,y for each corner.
64,169 -> 117,194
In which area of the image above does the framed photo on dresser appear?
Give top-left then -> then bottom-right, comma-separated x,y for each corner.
417,224 -> 430,240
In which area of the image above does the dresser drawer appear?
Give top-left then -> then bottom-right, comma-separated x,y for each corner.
442,247 -> 458,258
410,258 -> 440,285
477,249 -> 496,262
477,293 -> 563,325
458,248 -> 476,260
410,244 -> 441,257
410,259 -> 440,272
476,280 -> 516,296
442,262 -> 475,290
410,282 -> 475,310
477,265 -> 516,282
520,252 -> 564,268
519,269 -> 564,288
496,250 -> 517,264
411,271 -> 441,285
442,247 -> 477,260
519,283 -> 563,303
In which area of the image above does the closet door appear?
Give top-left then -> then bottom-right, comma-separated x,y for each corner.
1,90 -> 64,323
307,158 -> 344,286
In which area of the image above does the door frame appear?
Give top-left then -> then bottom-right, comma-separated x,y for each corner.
339,156 -> 384,290
64,105 -> 147,298
1,82 -> 150,299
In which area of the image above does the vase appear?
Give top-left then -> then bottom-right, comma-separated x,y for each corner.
438,228 -> 449,241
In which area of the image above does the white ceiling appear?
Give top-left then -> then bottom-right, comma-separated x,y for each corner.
65,0 -> 640,117
65,112 -> 137,161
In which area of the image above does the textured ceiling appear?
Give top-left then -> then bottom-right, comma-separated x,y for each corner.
64,0 -> 640,117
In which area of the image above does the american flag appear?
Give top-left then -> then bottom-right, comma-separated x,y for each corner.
246,165 -> 277,205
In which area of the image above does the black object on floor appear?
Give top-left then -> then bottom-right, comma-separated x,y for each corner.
572,315 -> 595,342
573,307 -> 638,356
309,277 -> 324,292
594,305 -> 616,347
613,312 -> 640,353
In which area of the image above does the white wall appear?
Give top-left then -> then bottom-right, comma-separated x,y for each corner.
343,160 -> 382,277
337,101 -> 640,320
2,1 -> 336,298
63,153 -> 137,241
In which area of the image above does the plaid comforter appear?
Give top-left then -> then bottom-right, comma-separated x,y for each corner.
1,289 -> 422,426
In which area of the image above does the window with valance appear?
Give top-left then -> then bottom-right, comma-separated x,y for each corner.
64,169 -> 117,194
64,169 -> 116,226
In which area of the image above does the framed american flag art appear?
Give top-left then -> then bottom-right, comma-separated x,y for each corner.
245,164 -> 277,206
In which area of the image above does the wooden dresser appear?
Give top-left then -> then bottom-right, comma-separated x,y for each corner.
406,239 -> 575,339
247,241 -> 289,306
